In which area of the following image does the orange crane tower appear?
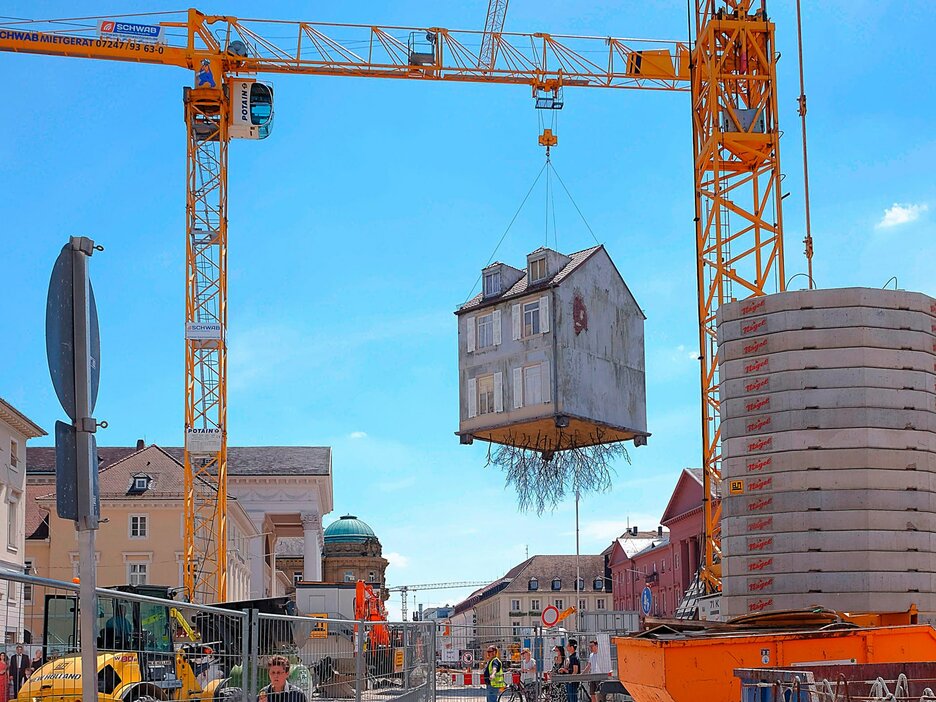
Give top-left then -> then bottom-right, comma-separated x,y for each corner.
0,0 -> 782,602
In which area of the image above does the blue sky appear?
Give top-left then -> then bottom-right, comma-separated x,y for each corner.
3,1 -> 934,618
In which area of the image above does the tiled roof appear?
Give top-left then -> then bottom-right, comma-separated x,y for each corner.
28,445 -> 331,477
25,482 -> 50,539
457,246 -> 602,314
631,535 -> 670,560
614,531 -> 665,559
502,554 -> 605,593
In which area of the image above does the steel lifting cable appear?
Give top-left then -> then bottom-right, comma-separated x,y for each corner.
795,0 -> 815,289
548,161 -> 601,247
463,161 -> 548,303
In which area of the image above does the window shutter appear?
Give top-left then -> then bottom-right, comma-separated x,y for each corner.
494,372 -> 504,412
540,295 -> 550,333
467,378 -> 477,418
542,362 -> 551,403
466,316 -> 476,353
512,304 -> 522,340
513,368 -> 523,408
492,310 -> 502,346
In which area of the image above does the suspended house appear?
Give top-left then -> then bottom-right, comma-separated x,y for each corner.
455,245 -> 649,452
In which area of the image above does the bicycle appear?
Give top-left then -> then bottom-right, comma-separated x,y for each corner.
498,679 -> 540,702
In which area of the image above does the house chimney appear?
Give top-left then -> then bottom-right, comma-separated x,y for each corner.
631,526 -> 638,536
136,439 -> 145,450
657,526 -> 663,538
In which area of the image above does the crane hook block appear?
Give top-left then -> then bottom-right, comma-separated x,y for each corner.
538,129 -> 558,148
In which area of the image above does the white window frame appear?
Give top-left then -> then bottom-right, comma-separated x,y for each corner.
522,300 -> 540,336
6,491 -> 19,552
523,365 -> 543,406
476,313 -> 494,349
23,559 -> 34,603
578,599 -> 587,611
133,475 -> 149,491
510,599 -> 521,612
596,598 -> 606,610
129,514 -> 149,539
554,599 -> 563,609
483,270 -> 501,297
343,570 -> 355,582
128,562 -> 148,586
529,256 -> 547,282
477,374 -> 495,415
294,572 -> 303,585
9,440 -> 18,471
530,598 -> 541,611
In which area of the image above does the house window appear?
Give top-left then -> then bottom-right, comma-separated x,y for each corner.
129,515 -> 148,539
23,560 -> 33,603
511,599 -> 521,612
554,599 -> 563,609
477,375 -> 495,415
294,572 -> 303,585
530,599 -> 541,611
344,571 -> 355,582
477,314 -> 494,349
528,577 -> 539,591
484,270 -> 502,297
675,552 -> 680,570
368,571 -> 377,583
662,559 -> 666,572
576,578 -> 585,592
578,599 -> 586,611
593,577 -> 604,591
551,578 -> 561,591
128,562 -> 148,585
596,598 -> 606,610
523,365 -> 544,405
9,441 -> 18,470
7,492 -> 19,550
529,257 -> 547,282
512,621 -> 521,637
523,300 -> 541,336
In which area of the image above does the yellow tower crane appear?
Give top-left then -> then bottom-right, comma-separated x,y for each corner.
0,0 -> 784,602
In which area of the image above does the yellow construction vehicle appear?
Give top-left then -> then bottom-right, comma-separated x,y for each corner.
19,585 -> 241,702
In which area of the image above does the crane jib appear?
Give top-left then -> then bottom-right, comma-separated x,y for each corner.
0,29 -> 167,55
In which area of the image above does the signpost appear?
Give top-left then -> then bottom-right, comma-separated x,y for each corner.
541,605 -> 560,628
46,236 -> 103,702
641,587 -> 653,617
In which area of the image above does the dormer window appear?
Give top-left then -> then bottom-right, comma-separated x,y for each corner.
483,270 -> 502,297
551,578 -> 562,591
593,577 -> 604,591
129,475 -> 151,494
528,577 -> 539,591
529,256 -> 547,283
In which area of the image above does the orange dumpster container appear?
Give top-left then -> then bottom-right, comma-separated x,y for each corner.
614,625 -> 936,702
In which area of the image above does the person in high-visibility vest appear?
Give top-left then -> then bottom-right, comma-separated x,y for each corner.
482,645 -> 505,702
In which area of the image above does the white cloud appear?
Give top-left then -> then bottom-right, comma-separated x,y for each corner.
575,517 -> 662,542
349,431 -> 367,440
877,202 -> 928,229
386,552 -> 410,569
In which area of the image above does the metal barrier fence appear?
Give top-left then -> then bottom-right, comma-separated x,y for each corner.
0,569 -> 435,702
434,626 -> 621,702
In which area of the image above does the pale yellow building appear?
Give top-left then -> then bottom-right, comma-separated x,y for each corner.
0,398 -> 45,644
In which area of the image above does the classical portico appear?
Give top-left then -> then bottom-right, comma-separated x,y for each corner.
226,446 -> 333,598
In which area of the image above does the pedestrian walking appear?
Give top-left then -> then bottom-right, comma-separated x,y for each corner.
558,640 -> 579,702
258,655 -> 307,702
520,647 -> 537,697
0,653 -> 11,702
481,645 -> 505,702
583,640 -> 607,702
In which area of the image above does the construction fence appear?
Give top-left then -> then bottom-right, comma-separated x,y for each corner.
0,569 -> 434,702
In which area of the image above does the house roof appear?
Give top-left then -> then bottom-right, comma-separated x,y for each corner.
610,531 -> 666,560
27,445 -> 331,477
630,534 -> 670,560
659,468 -> 705,525
0,398 -> 46,439
457,246 -> 602,314
25,482 -> 50,539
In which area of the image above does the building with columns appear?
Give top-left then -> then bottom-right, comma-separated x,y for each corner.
25,441 -> 332,604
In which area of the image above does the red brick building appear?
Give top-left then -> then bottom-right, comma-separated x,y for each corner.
608,469 -> 703,617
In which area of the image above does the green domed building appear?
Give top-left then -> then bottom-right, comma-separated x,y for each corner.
322,514 -> 389,598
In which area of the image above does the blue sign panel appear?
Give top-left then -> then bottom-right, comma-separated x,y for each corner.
641,587 -> 652,616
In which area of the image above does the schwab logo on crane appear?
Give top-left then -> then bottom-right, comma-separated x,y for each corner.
97,20 -> 166,44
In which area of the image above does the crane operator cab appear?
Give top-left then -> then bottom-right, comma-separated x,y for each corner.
228,78 -> 274,140
408,31 -> 437,66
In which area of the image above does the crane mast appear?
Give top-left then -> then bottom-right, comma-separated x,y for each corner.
1,0 -> 787,603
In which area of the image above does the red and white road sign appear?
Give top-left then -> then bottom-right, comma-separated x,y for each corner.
542,604 -> 560,627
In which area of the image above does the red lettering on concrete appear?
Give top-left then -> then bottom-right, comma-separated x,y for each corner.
747,517 -> 773,531
744,358 -> 769,374
746,437 -> 773,453
748,598 -> 774,612
745,397 -> 770,412
747,537 -> 773,551
748,577 -> 774,592
747,557 -> 774,572
746,416 -> 772,433
743,338 -> 768,355
746,457 -> 772,472
748,476 -> 773,492
744,377 -> 770,393
741,299 -> 766,316
742,318 -> 767,336
748,497 -> 773,512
